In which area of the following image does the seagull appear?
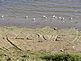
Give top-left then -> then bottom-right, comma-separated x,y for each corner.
58,17 -> 63,20
53,15 -> 56,18
42,15 -> 47,19
68,17 -> 73,23
32,18 -> 36,22
52,15 -> 57,18
58,17 -> 62,19
25,16 -> 28,19
1,15 -> 4,18
69,17 -> 73,20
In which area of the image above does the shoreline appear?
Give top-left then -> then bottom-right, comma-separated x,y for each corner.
0,25 -> 80,52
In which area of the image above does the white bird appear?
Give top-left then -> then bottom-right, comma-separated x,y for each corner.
59,17 -> 65,21
25,16 -> 28,19
69,17 -> 73,20
32,18 -> 36,22
53,15 -> 56,18
59,17 -> 62,19
42,15 -> 47,19
69,17 -> 73,23
52,15 -> 57,18
1,15 -> 4,18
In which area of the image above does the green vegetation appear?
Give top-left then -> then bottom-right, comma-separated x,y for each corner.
41,53 -> 81,61
0,47 -> 81,61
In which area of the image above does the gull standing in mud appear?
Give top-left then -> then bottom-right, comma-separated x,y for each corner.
52,15 -> 57,19
61,17 -> 65,22
62,17 -> 65,20
25,16 -> 29,19
41,15 -> 48,21
69,17 -> 73,22
1,15 -> 4,18
1,15 -> 5,20
58,17 -> 62,20
69,17 -> 73,20
42,15 -> 47,19
58,17 -> 65,22
32,18 -> 36,22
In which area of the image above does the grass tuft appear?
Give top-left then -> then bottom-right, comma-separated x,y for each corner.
40,53 -> 81,61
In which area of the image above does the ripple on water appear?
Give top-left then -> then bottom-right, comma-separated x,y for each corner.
0,0 -> 81,29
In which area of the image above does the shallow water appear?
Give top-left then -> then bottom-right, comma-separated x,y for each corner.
0,0 -> 81,29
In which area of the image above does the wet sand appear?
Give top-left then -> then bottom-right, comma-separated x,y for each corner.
0,26 -> 81,52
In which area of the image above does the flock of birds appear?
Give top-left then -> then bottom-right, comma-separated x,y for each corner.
25,15 -> 73,22
0,15 -> 73,22
24,15 -> 73,23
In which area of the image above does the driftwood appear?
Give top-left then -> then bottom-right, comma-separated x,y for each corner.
5,35 -> 23,51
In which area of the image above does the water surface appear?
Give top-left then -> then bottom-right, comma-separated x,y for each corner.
0,0 -> 81,29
